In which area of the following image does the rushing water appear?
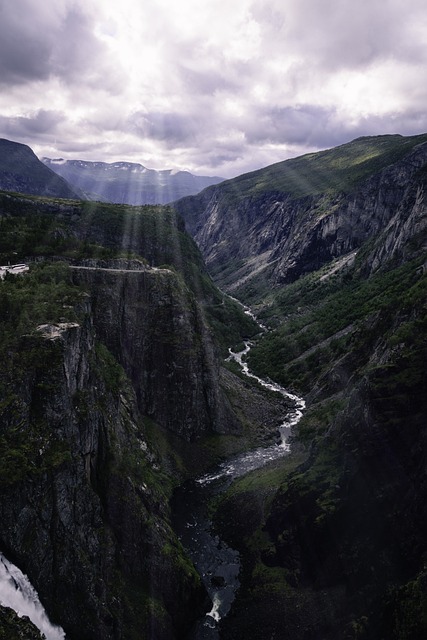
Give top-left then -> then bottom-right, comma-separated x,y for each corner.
199,341 -> 305,485
0,552 -> 66,639
173,304 -> 305,639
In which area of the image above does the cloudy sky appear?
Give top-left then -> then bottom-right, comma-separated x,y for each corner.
1,0 -> 427,178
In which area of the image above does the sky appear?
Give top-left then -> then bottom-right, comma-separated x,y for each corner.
1,0 -> 427,178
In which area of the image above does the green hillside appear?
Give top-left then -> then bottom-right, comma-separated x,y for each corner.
217,246 -> 427,640
217,133 -> 427,201
0,192 -> 255,350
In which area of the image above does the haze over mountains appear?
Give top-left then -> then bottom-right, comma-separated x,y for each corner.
0,138 -> 223,205
42,157 -> 224,204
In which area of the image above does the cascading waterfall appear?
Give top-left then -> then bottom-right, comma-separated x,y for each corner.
0,552 -> 66,640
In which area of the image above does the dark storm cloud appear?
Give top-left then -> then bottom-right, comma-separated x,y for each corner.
245,103 -> 427,153
244,105 -> 340,147
49,7 -> 122,90
0,1 -> 53,84
0,110 -> 65,138
0,0 -> 122,90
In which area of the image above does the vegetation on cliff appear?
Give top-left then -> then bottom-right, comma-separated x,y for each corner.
0,191 -> 256,350
0,190 -> 259,639
201,141 -> 427,639
216,246 -> 427,638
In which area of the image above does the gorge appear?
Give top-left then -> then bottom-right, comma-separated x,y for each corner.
0,133 -> 426,639
173,307 -> 305,639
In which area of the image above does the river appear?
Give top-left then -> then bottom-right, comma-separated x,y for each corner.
172,305 -> 305,639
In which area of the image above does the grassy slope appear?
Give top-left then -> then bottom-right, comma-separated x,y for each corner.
213,133 -> 427,202
247,254 -> 427,392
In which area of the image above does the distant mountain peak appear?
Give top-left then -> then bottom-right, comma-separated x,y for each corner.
42,157 -> 223,204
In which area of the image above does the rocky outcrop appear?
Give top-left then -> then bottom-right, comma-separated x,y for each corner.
174,137 -> 427,291
71,264 -> 238,440
363,181 -> 427,273
0,305 -> 207,639
0,605 -> 44,640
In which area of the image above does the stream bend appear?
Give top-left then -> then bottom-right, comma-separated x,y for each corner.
174,307 -> 305,639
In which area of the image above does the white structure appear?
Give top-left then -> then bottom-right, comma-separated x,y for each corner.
0,264 -> 29,280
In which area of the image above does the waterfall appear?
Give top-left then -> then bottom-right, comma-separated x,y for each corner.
0,552 -> 66,640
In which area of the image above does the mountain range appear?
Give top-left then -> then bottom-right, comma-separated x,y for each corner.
0,134 -> 426,640
0,138 -> 223,205
42,157 -> 224,204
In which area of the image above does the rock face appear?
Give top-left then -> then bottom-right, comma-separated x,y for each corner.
42,157 -> 224,205
174,135 -> 427,291
0,305 -> 207,639
0,139 -> 80,200
71,264 -> 236,440
0,192 -> 253,639
0,605 -> 44,640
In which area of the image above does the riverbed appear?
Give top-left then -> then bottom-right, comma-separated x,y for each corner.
172,331 -> 305,639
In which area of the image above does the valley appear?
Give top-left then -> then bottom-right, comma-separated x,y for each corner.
174,133 -> 427,640
0,133 -> 426,639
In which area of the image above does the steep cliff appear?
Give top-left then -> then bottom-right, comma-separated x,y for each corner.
71,263 -> 236,440
0,275 -> 207,638
0,195 -> 257,638
174,133 -> 427,292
